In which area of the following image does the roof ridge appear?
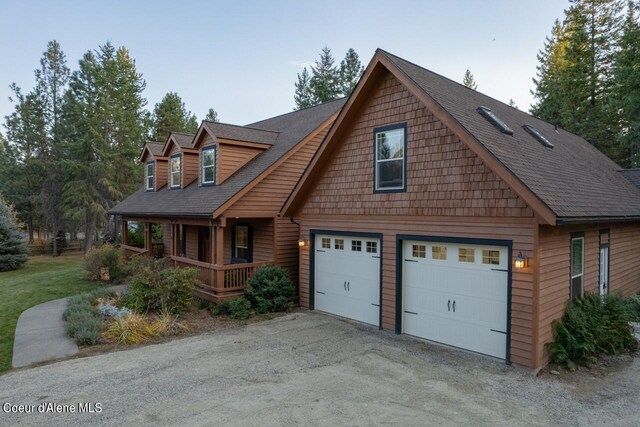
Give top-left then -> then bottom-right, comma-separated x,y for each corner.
247,97 -> 347,127
203,120 -> 280,134
171,132 -> 195,137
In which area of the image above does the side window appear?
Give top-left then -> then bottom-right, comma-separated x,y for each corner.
374,125 -> 406,192
570,236 -> 584,299
321,238 -> 331,249
201,146 -> 216,185
146,162 -> 155,191
352,240 -> 362,252
334,239 -> 344,250
170,154 -> 181,188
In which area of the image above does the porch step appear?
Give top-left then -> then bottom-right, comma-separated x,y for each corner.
193,286 -> 244,304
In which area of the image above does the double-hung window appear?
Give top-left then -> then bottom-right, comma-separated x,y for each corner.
145,161 -> 155,191
170,154 -> 181,188
570,234 -> 584,299
374,124 -> 406,192
235,225 -> 250,261
202,146 -> 216,185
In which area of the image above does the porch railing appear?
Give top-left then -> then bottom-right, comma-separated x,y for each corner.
170,256 -> 269,296
122,244 -> 148,259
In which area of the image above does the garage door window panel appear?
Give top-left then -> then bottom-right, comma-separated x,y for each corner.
366,241 -> 378,254
352,240 -> 362,252
334,239 -> 344,250
482,250 -> 500,265
458,248 -> 475,263
432,246 -> 447,260
412,244 -> 426,258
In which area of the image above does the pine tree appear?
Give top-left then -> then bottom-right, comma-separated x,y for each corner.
294,67 -> 313,110
339,48 -> 364,96
309,47 -> 341,104
205,108 -> 219,122
612,1 -> 640,166
508,99 -> 519,109
462,69 -> 478,90
0,195 -> 28,271
150,92 -> 198,141
62,43 -> 148,252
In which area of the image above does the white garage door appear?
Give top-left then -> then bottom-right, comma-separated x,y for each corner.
402,240 -> 508,359
314,234 -> 380,326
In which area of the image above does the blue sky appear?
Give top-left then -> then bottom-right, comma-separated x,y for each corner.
0,0 -> 569,127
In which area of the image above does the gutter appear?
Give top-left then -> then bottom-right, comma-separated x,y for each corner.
108,211 -> 213,219
556,216 -> 640,225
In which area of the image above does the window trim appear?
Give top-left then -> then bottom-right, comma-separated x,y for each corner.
570,233 -> 585,299
170,154 -> 182,189
145,161 -> 155,191
201,145 -> 216,186
373,123 -> 407,193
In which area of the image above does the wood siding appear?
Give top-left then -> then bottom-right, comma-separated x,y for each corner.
298,72 -> 534,219
224,126 -> 329,218
275,217 -> 300,287
217,143 -> 262,184
155,159 -> 168,190
223,218 -> 274,264
298,216 -> 536,367
536,222 -> 640,367
163,223 -> 172,257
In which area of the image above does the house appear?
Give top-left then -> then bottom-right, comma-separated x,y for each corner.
280,49 -> 640,370
109,99 -> 345,301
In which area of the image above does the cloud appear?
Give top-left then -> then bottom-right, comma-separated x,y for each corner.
288,60 -> 314,69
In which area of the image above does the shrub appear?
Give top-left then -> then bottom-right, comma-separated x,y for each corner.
0,195 -> 28,271
66,311 -> 103,345
625,294 -> 640,322
125,266 -> 198,315
245,265 -> 295,314
547,293 -> 638,369
98,303 -> 131,319
210,299 -> 231,316
84,244 -> 125,282
63,302 -> 93,321
228,297 -> 251,320
124,255 -> 169,277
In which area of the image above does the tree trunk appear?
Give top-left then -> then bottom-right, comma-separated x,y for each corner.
83,213 -> 96,253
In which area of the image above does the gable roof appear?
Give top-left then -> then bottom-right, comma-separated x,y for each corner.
139,141 -> 165,162
109,98 -> 345,218
161,132 -> 195,156
201,121 -> 279,146
620,169 -> 640,190
282,49 -> 640,223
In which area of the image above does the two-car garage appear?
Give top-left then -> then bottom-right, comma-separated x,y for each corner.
311,232 -> 511,361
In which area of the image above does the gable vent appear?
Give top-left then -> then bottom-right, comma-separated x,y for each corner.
477,106 -> 513,135
522,124 -> 554,148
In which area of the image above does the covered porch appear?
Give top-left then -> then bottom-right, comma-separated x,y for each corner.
120,216 -> 274,301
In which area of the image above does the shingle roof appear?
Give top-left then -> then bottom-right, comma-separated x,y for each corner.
110,98 -> 345,218
146,141 -> 165,156
172,132 -> 195,148
202,121 -> 279,145
381,50 -> 640,220
620,169 -> 640,190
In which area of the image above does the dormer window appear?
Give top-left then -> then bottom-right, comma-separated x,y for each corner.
145,161 -> 155,191
170,154 -> 181,188
202,146 -> 216,185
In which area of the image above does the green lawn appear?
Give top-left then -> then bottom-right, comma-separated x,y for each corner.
0,256 -> 97,372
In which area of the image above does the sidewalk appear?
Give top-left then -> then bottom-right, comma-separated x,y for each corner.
12,285 -> 127,369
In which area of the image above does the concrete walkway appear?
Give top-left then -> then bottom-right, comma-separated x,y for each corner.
11,285 -> 127,369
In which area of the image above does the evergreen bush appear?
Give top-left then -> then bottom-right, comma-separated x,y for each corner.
0,196 -> 28,271
84,244 -> 125,282
245,265 -> 295,314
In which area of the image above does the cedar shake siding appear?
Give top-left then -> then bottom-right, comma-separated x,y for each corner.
295,72 -> 537,367
217,144 -> 263,184
155,159 -> 168,190
536,222 -> 640,367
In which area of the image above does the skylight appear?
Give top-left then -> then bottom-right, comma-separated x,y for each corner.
522,124 -> 554,148
476,106 -> 514,135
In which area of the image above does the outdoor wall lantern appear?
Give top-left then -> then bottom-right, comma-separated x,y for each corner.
514,252 -> 528,269
298,239 -> 309,248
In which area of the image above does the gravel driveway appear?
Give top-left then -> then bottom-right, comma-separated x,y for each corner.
0,311 -> 638,426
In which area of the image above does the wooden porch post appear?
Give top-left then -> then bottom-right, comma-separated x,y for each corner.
214,221 -> 225,289
145,222 -> 153,256
122,220 -> 127,245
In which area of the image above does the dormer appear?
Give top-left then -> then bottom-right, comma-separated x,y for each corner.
139,141 -> 167,191
161,132 -> 198,190
192,121 -> 278,185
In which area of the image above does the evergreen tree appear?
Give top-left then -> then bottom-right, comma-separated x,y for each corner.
205,108 -> 219,122
62,43 -> 148,252
150,92 -> 198,141
0,195 -> 28,271
339,48 -> 364,95
462,69 -> 478,90
294,67 -> 313,110
612,1 -> 640,166
309,47 -> 341,104
508,99 -> 519,109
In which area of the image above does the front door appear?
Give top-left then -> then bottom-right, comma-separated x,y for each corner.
599,244 -> 609,297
